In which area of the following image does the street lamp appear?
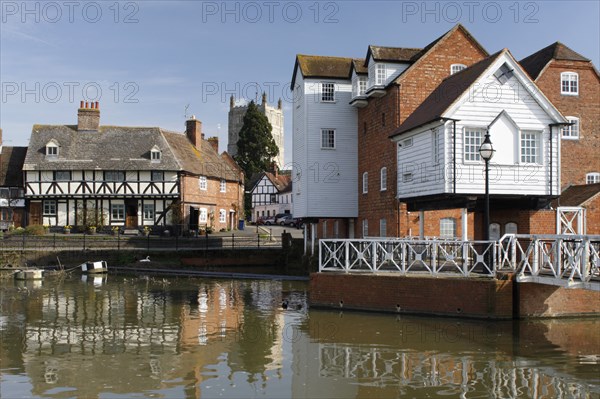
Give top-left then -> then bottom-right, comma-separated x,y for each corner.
479,132 -> 495,241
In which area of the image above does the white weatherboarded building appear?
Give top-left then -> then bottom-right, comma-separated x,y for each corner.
291,55 -> 359,238
390,50 -> 567,209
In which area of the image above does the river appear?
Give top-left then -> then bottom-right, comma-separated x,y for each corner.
1,274 -> 599,398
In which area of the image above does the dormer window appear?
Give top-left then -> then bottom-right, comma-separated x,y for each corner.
375,64 -> 386,85
450,64 -> 466,75
150,146 -> 161,163
45,140 -> 59,159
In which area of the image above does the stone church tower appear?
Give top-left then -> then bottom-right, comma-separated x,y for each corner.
228,93 -> 284,168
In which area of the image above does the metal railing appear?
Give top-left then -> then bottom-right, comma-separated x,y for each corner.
497,234 -> 600,290
319,238 -> 496,277
0,232 -> 282,253
320,235 -> 600,290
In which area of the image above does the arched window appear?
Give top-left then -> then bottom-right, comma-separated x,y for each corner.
505,222 -> 518,235
440,218 -> 456,239
362,172 -> 368,194
489,223 -> 501,240
450,64 -> 466,75
380,167 -> 387,191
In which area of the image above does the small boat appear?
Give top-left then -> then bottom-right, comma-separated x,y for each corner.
14,269 -> 44,280
80,260 -> 108,274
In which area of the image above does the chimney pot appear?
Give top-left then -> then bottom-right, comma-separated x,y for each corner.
80,100 -> 84,108
208,137 -> 219,153
95,101 -> 99,109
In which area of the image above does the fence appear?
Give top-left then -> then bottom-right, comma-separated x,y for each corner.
319,235 -> 600,289
0,232 -> 282,252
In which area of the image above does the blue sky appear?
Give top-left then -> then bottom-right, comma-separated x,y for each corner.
1,1 -> 599,165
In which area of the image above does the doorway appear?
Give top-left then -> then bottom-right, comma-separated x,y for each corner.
125,199 -> 138,228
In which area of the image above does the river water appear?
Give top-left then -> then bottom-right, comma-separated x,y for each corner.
1,274 -> 599,398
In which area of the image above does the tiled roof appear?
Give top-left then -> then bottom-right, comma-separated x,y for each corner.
390,51 -> 504,138
0,146 -> 27,186
365,46 -> 422,65
351,59 -> 367,75
24,125 -> 180,171
265,172 -> 292,192
292,54 -> 355,87
520,42 -> 590,80
162,132 -> 242,181
552,183 -> 600,207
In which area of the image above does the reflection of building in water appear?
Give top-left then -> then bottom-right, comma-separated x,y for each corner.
3,279 -> 287,398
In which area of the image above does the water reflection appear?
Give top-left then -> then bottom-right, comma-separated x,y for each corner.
0,275 -> 598,399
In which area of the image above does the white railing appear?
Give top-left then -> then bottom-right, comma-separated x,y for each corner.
497,234 -> 600,290
319,238 -> 496,277
319,235 -> 600,290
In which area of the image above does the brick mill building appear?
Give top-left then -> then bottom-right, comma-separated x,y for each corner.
292,24 -> 600,244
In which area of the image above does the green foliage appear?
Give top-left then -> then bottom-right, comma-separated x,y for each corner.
9,225 -> 47,236
76,201 -> 107,229
234,100 -> 279,180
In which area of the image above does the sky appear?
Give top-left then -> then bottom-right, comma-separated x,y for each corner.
1,0 -> 599,166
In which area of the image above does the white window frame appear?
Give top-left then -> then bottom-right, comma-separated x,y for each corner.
561,117 -> 580,139
375,64 -> 386,85
321,129 -> 335,149
219,209 -> 226,223
199,176 -> 207,190
362,172 -> 368,194
220,179 -> 226,193
151,149 -> 161,162
46,144 -> 58,158
560,72 -> 578,95
379,219 -> 387,238
358,77 -> 367,96
43,200 -> 57,216
440,218 -> 456,239
199,208 -> 208,223
321,82 -> 335,102
586,172 -> 600,184
520,130 -> 542,164
143,203 -> 155,221
450,64 -> 466,75
464,128 -> 484,162
362,219 -> 368,238
380,167 -> 387,191
111,203 -> 125,221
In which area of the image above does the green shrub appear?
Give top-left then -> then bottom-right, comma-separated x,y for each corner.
25,225 -> 47,236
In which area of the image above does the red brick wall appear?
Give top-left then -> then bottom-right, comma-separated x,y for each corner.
310,273 -> 513,319
357,27 -> 488,238
586,195 -> 600,235
519,283 -> 600,317
180,174 -> 244,230
534,61 -> 600,189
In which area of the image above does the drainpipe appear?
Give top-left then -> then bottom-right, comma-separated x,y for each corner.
549,122 -> 570,196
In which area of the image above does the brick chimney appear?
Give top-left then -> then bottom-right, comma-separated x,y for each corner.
271,160 -> 278,177
186,115 -> 203,149
77,101 -> 100,131
207,136 -> 219,153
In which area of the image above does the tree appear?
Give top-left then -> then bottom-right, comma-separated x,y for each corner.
234,100 -> 279,182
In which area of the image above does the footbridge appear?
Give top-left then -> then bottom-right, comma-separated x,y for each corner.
319,234 -> 600,292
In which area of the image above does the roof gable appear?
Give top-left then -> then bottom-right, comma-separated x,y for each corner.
291,54 -> 354,88
520,42 -> 591,80
390,49 -> 567,138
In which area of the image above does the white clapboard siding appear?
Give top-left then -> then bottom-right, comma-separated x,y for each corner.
397,64 -> 561,198
293,71 -> 358,218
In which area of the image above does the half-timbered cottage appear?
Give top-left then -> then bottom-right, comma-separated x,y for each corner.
22,104 -> 244,232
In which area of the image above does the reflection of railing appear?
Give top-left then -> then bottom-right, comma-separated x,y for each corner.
318,344 -> 600,398
319,238 -> 496,277
497,234 -> 600,290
